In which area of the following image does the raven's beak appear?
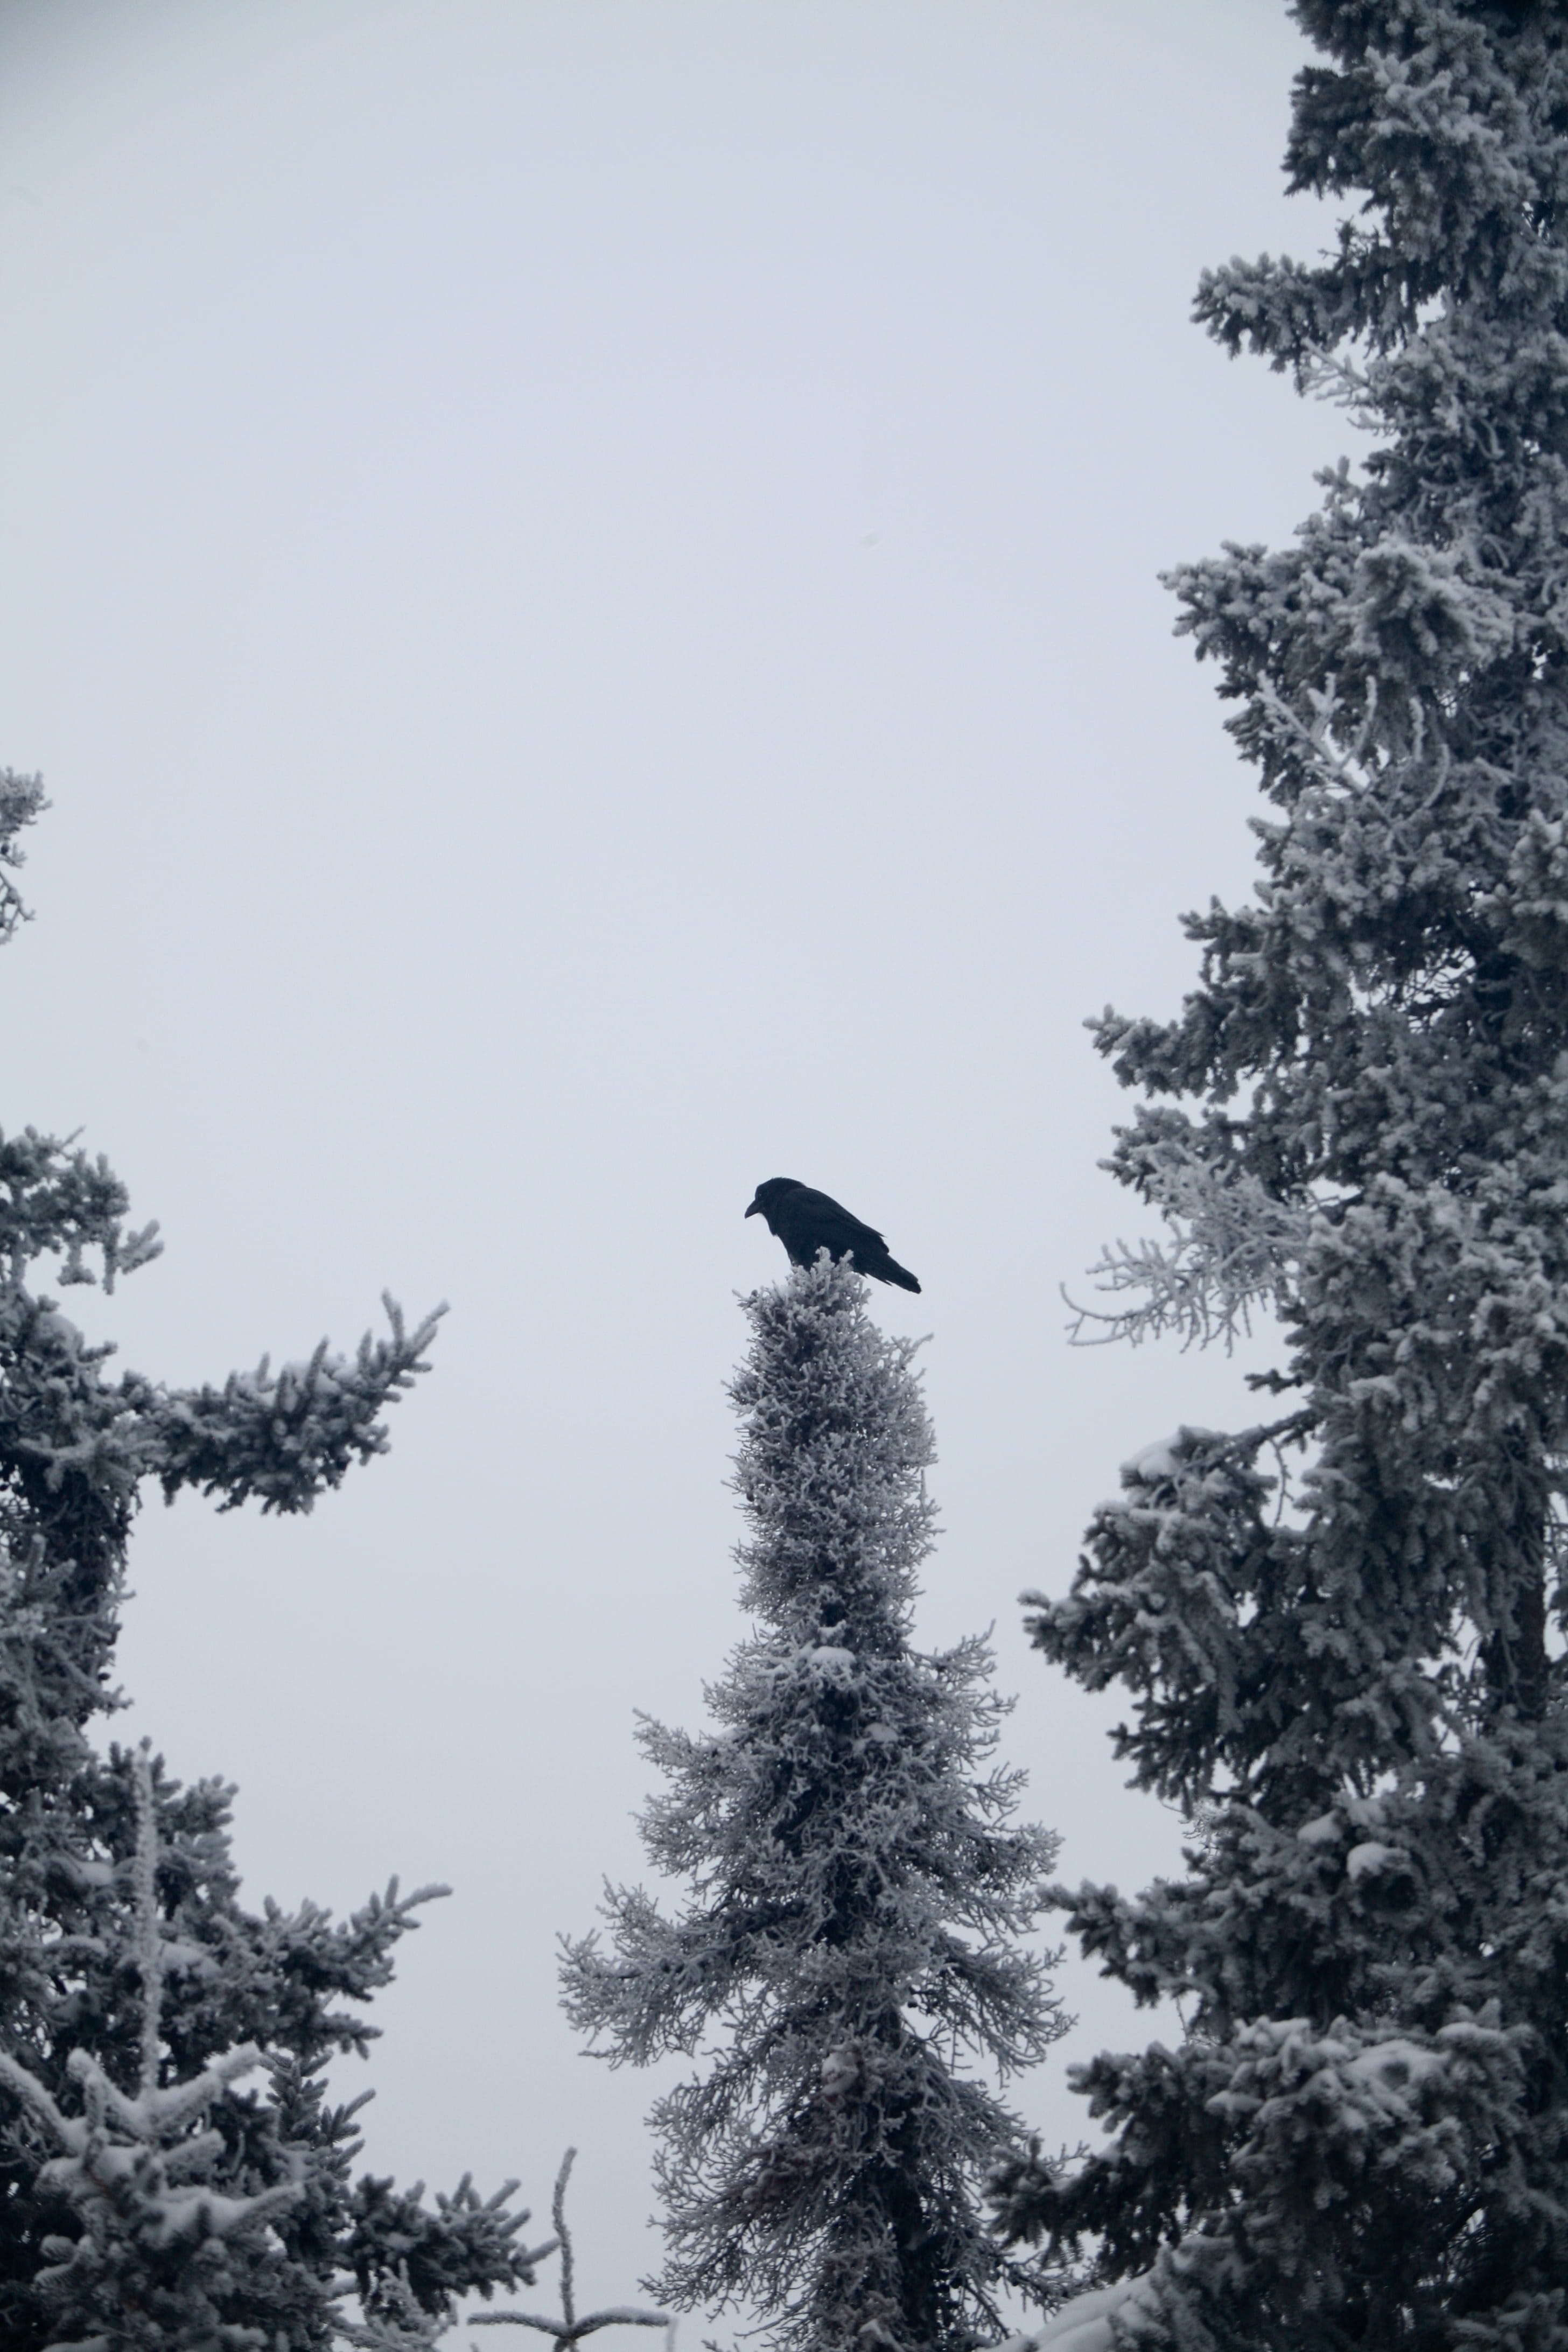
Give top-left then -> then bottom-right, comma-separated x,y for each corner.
744,1200 -> 760,1219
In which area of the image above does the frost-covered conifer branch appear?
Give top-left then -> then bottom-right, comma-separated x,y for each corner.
0,767 -> 46,945
1295,347 -> 1379,416
0,1126 -> 163,1297
147,1294 -> 447,1514
333,2263 -> 454,2351
1068,1136 -> 1310,1352
1250,671 -> 1387,797
344,2166 -> 547,2334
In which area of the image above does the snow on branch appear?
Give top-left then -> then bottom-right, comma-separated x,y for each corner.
0,1745 -> 302,2345
0,766 -> 46,946
148,1293 -> 447,1513
1250,669 -> 1391,797
1,1124 -> 162,1296
992,2271 -> 1160,2352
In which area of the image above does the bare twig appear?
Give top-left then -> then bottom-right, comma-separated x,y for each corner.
469,2150 -> 670,2347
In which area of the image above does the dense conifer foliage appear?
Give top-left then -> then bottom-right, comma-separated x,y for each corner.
563,1259 -> 1064,2352
992,7 -> 1568,2349
0,780 -> 541,2348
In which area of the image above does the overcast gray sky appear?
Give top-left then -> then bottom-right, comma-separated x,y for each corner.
1,0 -> 1340,2327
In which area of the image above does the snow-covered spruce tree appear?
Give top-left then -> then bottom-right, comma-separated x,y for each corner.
562,1256 -> 1065,2352
0,775 -> 543,2348
990,8 -> 1568,2350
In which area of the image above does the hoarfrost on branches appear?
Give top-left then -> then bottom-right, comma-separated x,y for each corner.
563,1258 -> 1067,2352
996,8 -> 1568,2347
1069,1139 -> 1311,1353
0,767 -> 46,947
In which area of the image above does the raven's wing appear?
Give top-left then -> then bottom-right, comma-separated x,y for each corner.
770,1185 -> 921,1289
775,1185 -> 907,1279
781,1186 -> 890,1263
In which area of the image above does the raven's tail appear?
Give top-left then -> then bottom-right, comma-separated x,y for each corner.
881,1258 -> 921,1294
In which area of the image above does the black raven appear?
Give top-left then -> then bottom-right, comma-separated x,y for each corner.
745,1178 -> 921,1293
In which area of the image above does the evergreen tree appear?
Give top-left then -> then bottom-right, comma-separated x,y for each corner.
0,775 -> 544,2348
562,1258 -> 1065,2352
992,8 -> 1568,2350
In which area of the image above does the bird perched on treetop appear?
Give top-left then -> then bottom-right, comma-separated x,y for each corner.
745,1178 -> 921,1293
